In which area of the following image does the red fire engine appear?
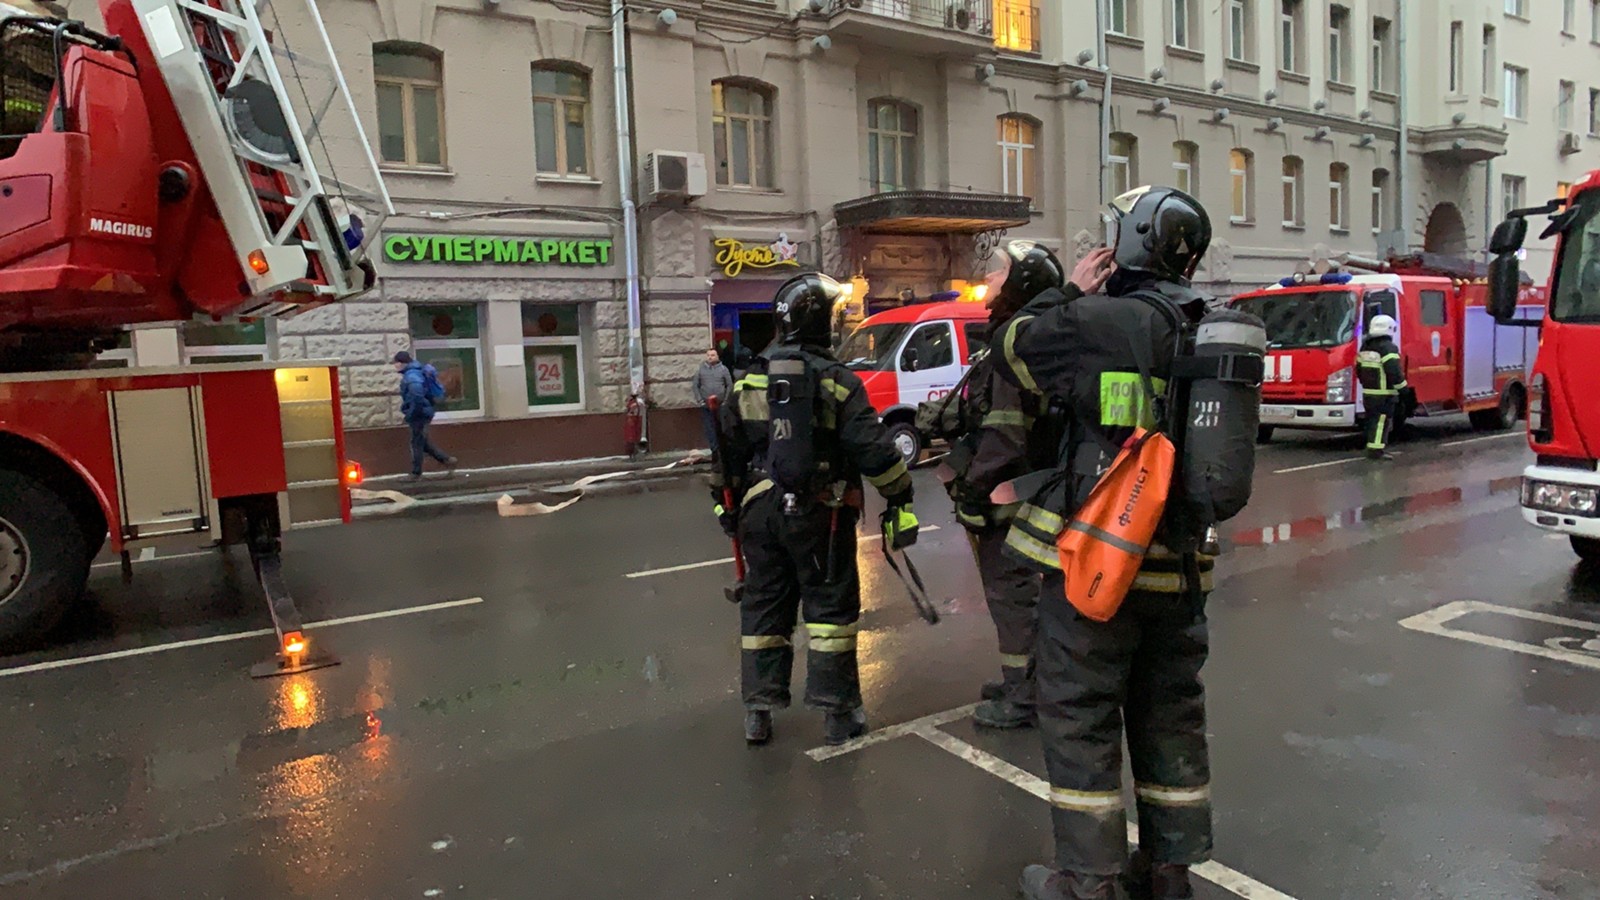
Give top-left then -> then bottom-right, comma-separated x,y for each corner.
1229,256 -> 1545,442
1488,169 -> 1600,563
0,0 -> 391,670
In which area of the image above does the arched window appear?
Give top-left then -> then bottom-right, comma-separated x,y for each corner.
532,62 -> 591,177
1229,148 -> 1253,222
1329,163 -> 1350,231
374,43 -> 445,167
1108,132 -> 1137,197
868,99 -> 919,193
1172,141 -> 1198,196
1281,155 -> 1304,226
713,80 -> 775,189
1371,168 -> 1390,234
998,115 -> 1039,199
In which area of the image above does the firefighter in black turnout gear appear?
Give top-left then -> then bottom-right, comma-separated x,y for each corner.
713,273 -> 917,747
1357,314 -> 1406,460
945,242 -> 1117,729
995,187 -> 1242,900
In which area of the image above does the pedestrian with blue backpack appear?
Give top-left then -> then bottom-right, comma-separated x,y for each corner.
393,351 -> 458,480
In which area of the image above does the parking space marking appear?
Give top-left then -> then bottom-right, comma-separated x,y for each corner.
91,550 -> 213,570
811,708 -> 1299,899
1441,432 -> 1526,448
625,526 -> 942,580
1399,600 -> 1600,672
1273,456 -> 1362,475
0,597 -> 484,679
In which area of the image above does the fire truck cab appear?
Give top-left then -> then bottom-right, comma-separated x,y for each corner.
837,300 -> 991,463
1230,261 -> 1544,441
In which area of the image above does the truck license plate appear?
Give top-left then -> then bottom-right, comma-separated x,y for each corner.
1261,405 -> 1295,419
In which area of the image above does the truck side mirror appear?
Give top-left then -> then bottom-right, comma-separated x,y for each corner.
1489,217 -> 1528,256
1487,255 -> 1521,323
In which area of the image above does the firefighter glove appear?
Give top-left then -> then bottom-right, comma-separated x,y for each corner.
882,505 -> 920,550
713,503 -> 738,537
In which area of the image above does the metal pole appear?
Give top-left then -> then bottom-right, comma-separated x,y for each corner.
1096,0 -> 1112,207
611,0 -> 647,442
1394,0 -> 1409,252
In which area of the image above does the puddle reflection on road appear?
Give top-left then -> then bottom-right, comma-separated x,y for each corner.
1232,476 -> 1523,550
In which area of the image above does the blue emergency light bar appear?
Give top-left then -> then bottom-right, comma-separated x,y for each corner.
1277,272 -> 1355,288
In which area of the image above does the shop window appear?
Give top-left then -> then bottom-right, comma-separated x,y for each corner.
521,303 -> 586,412
867,99 -> 918,193
409,303 -> 484,417
712,80 -> 774,189
184,319 -> 268,364
532,63 -> 590,177
374,43 -> 445,168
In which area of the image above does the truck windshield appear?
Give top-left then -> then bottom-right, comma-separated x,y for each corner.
1550,189 -> 1600,323
1230,290 -> 1357,349
839,322 -> 912,371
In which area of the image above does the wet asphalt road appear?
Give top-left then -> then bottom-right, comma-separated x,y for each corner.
1,420 -> 1597,899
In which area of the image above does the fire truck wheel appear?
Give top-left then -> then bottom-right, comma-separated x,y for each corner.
1256,426 -> 1275,444
0,470 -> 89,649
1469,388 -> 1520,432
888,421 -> 923,466
1571,536 -> 1600,565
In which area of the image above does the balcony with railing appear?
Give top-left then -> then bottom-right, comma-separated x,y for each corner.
992,0 -> 1040,55
822,0 -> 1008,56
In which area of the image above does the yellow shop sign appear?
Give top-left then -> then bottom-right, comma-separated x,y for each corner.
714,235 -> 801,277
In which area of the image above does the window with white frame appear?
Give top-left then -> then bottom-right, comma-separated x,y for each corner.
713,80 -> 775,189
998,115 -> 1039,199
1230,148 -> 1253,222
1371,168 -> 1389,234
1329,163 -> 1350,231
1503,65 -> 1528,119
1109,0 -> 1131,35
1280,0 -> 1302,72
1329,6 -> 1349,83
1504,0 -> 1525,17
532,63 -> 591,178
1171,0 -> 1196,49
409,304 -> 484,418
1502,174 -> 1526,219
1172,141 -> 1197,196
1448,22 -> 1464,94
1371,18 -> 1391,92
374,43 -> 446,168
1228,0 -> 1251,61
867,99 -> 918,193
1482,26 -> 1496,97
1560,81 -> 1577,131
1564,0 -> 1577,33
1109,133 -> 1137,197
1282,156 -> 1304,227
521,303 -> 587,412
1591,88 -> 1600,135
1593,0 -> 1600,42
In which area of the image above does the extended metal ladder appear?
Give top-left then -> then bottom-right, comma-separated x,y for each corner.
129,0 -> 392,311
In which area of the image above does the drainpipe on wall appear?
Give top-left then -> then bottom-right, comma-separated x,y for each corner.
611,0 -> 647,444
1096,0 -> 1112,208
1483,156 -> 1494,263
1394,0 -> 1409,253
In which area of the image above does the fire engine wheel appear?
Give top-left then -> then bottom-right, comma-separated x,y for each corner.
0,470 -> 89,649
1469,388 -> 1521,432
1256,426 -> 1275,444
888,421 -> 923,466
1571,536 -> 1600,565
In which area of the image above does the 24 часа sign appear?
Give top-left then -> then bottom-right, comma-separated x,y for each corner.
384,234 -> 615,266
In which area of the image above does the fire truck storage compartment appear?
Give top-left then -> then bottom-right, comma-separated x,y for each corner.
108,386 -> 209,538
275,367 -> 342,526
1463,303 -> 1541,401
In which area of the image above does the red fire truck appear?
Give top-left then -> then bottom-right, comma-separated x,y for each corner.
1229,257 -> 1545,442
1487,169 -> 1600,563
0,0 -> 390,669
837,300 -> 991,463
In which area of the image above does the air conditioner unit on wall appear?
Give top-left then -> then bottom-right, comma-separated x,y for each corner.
1559,132 -> 1583,156
643,151 -> 708,201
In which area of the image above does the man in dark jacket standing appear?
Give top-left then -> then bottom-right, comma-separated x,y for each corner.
394,351 -> 456,480
693,348 -> 734,452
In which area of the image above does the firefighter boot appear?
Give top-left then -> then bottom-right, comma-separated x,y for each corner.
744,710 -> 772,745
981,681 -> 1004,701
1125,849 -> 1193,900
1020,865 -> 1126,900
975,663 -> 1035,728
823,707 -> 867,746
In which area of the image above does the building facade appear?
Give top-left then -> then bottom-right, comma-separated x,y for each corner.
65,0 -> 1565,469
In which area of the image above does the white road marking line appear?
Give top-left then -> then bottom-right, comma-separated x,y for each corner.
90,550 -> 213,570
624,526 -> 943,580
1399,600 -> 1600,672
0,597 -> 484,679
1273,456 -> 1363,475
804,703 -> 977,761
1441,432 -> 1527,448
914,728 -> 1298,898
